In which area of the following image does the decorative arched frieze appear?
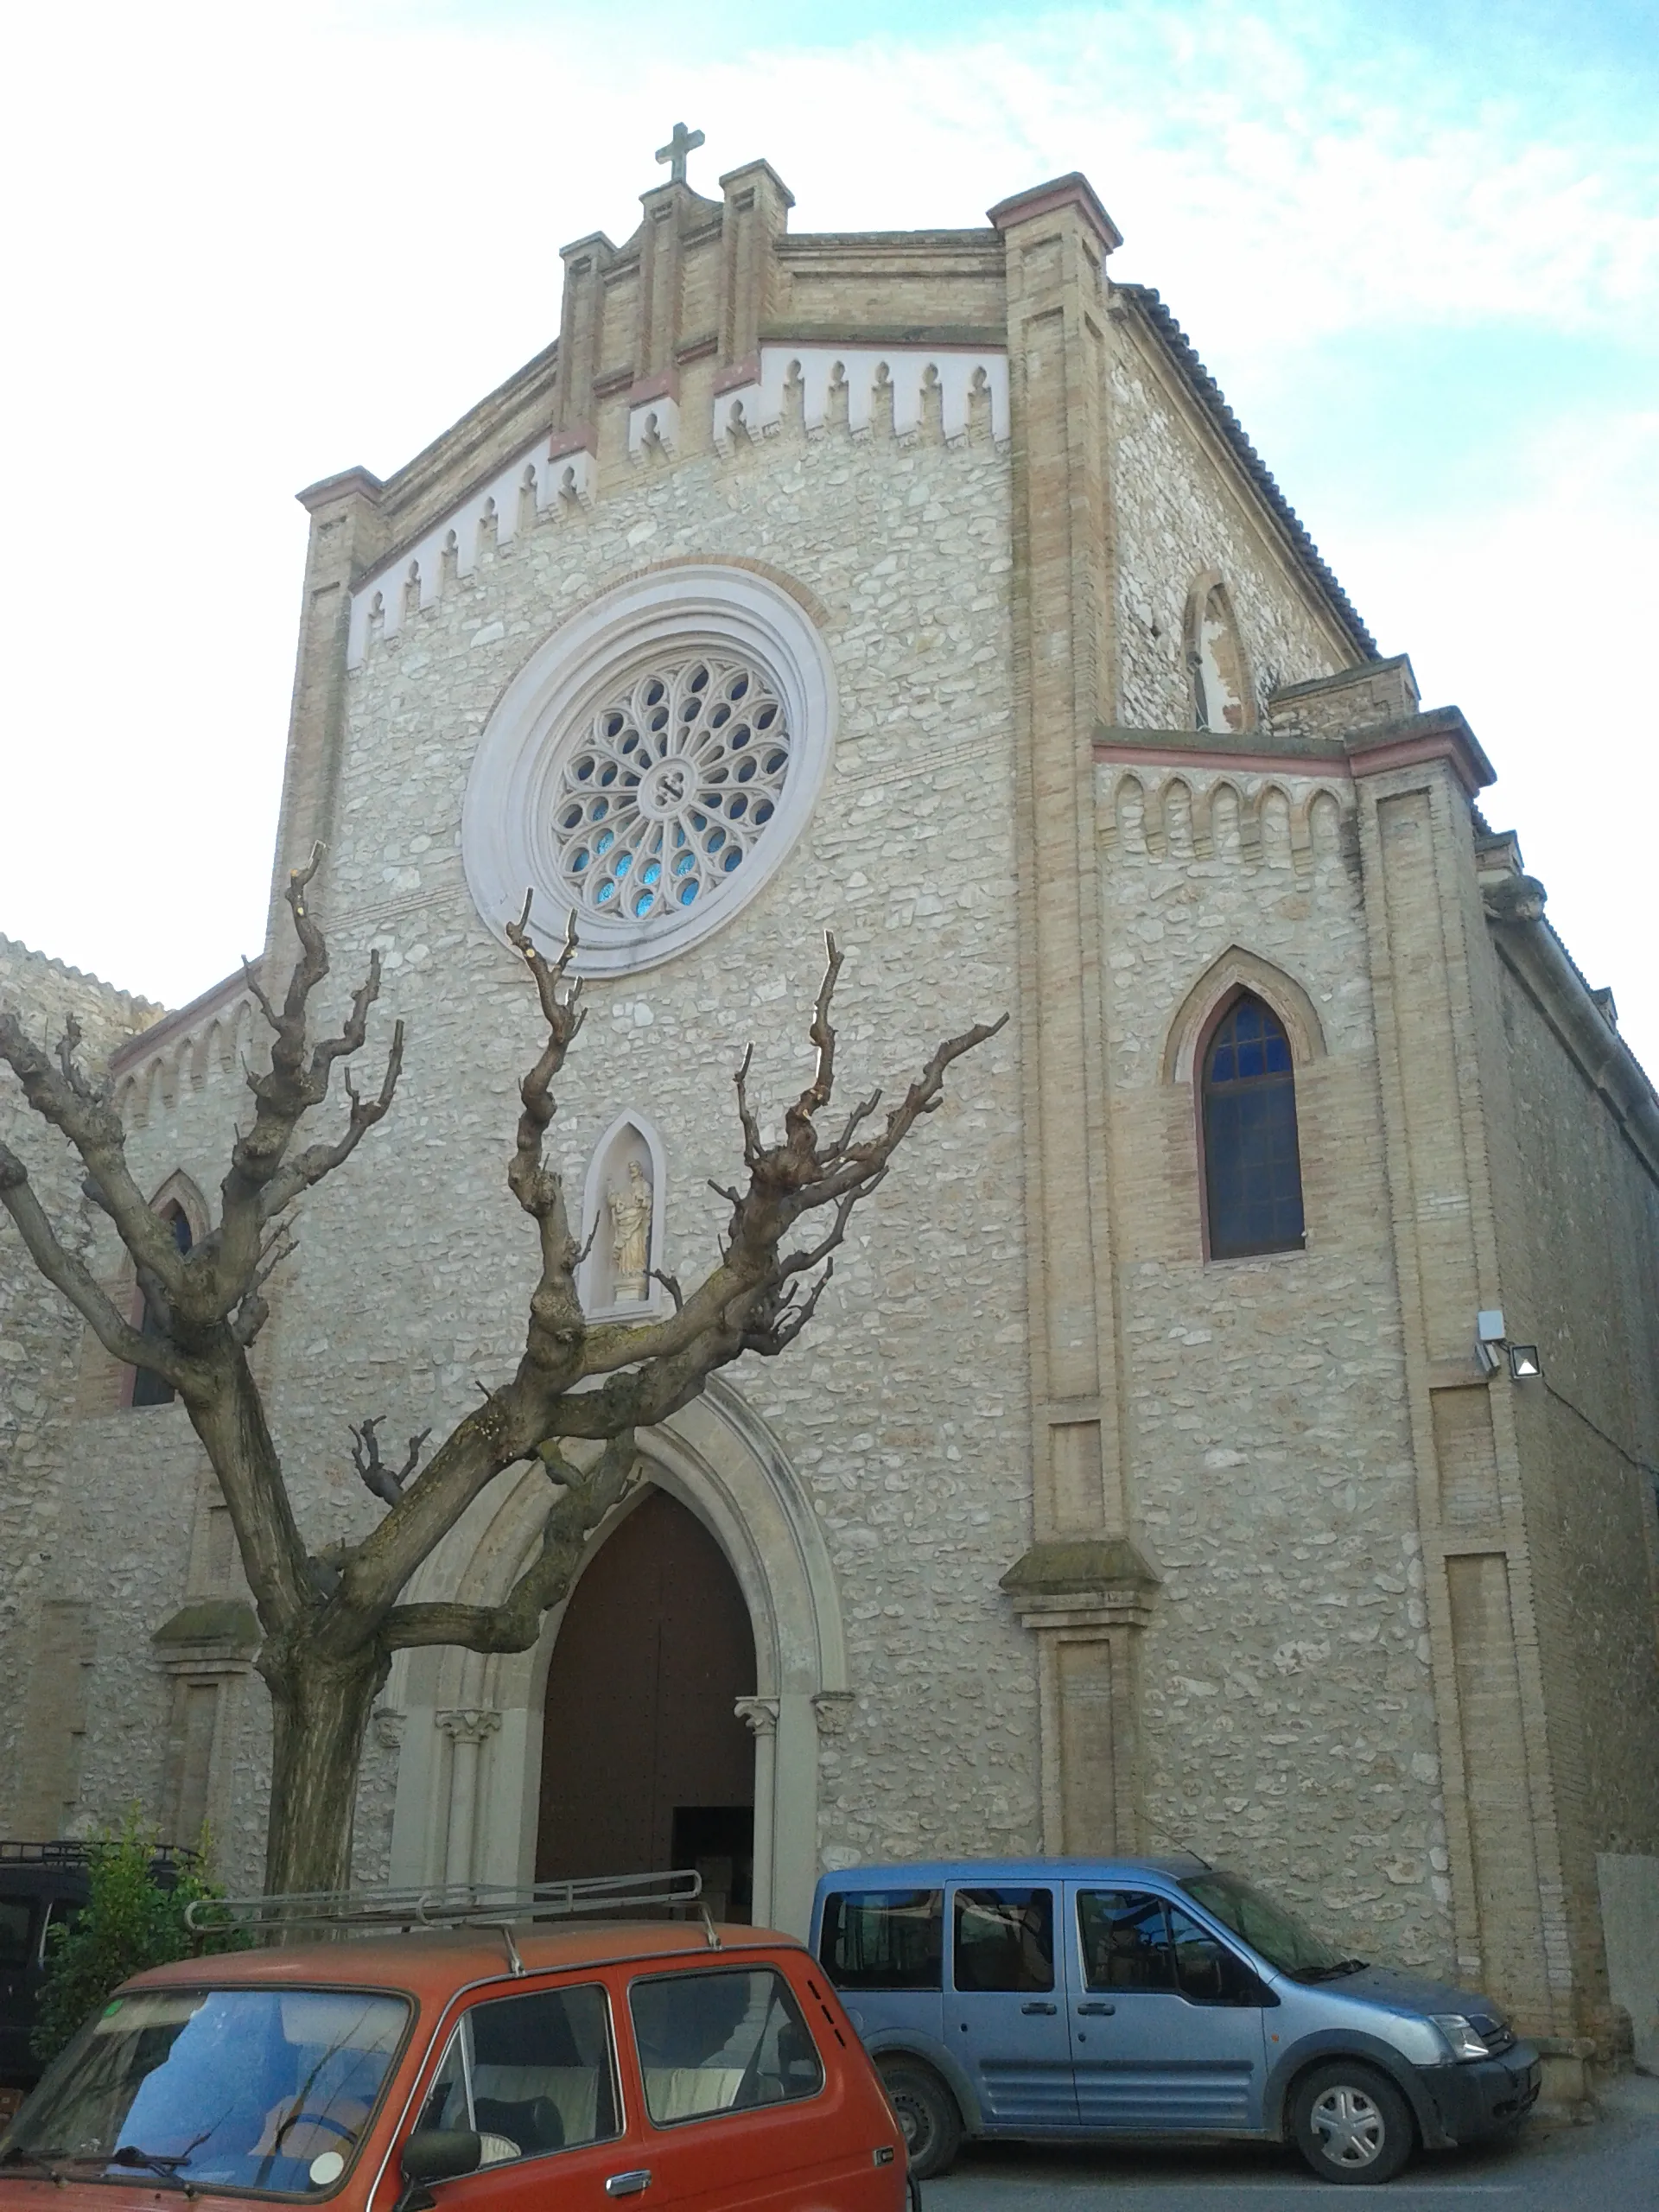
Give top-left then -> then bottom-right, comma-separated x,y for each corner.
1162,947 -> 1327,1087
1184,569 -> 1256,734
1101,766 -> 1349,883
383,1375 -> 845,1936
712,345 -> 1009,451
577,1111 -> 668,1319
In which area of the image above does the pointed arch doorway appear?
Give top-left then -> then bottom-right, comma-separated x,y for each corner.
536,1487 -> 758,1920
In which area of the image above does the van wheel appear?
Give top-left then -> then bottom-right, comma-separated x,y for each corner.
1290,2062 -> 1416,2184
878,2058 -> 963,2180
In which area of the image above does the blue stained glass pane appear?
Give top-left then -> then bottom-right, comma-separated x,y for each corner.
1237,1039 -> 1267,1077
591,798 -> 608,820
753,800 -> 774,824
571,849 -> 588,872
712,703 -> 730,727
706,828 -> 726,852
755,704 -> 777,728
1203,993 -> 1303,1258
730,674 -> 749,699
615,850 -> 632,875
674,853 -> 696,876
1266,1033 -> 1292,1073
737,758 -> 756,782
765,750 -> 787,773
1211,1044 -> 1235,1082
728,795 -> 748,818
642,861 -> 661,886
645,682 -> 664,705
560,804 -> 582,830
595,830 -> 614,855
722,849 -> 742,872
600,764 -> 617,785
633,892 -> 653,917
575,758 -> 594,780
595,880 -> 616,905
679,881 -> 697,906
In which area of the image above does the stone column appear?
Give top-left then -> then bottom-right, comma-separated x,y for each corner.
436,1707 -> 502,1888
991,175 -> 1159,1851
734,1696 -> 779,1927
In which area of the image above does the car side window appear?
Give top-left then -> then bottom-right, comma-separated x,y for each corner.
818,1890 -> 943,1992
1166,1904 -> 1262,2005
419,1983 -> 621,2165
951,1888 -> 1054,1993
629,1967 -> 823,2126
1077,1890 -> 1176,1993
0,1899 -> 34,1969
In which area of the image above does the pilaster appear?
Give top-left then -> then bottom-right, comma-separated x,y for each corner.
264,469 -> 387,954
993,174 -> 1150,1853
1349,706 -> 1570,2036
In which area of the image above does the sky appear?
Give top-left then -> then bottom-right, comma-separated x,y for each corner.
1,0 -> 1655,1068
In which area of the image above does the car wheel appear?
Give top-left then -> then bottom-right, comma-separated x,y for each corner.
1290,2061 -> 1416,2184
878,2058 -> 963,2181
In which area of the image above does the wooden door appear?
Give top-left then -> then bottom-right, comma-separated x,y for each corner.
537,1489 -> 756,1916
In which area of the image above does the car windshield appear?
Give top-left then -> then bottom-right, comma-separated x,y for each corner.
1178,1872 -> 1362,1981
1,1987 -> 409,2196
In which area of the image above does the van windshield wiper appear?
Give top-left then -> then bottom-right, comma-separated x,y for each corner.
1299,1956 -> 1370,1981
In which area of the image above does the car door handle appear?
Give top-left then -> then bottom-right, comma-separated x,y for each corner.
1077,2001 -> 1116,2016
1020,2000 -> 1058,2015
606,2173 -> 652,2197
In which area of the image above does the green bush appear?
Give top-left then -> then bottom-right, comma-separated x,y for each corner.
30,1810 -> 246,2065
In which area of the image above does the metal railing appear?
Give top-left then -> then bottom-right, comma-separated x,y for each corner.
185,1867 -> 710,1942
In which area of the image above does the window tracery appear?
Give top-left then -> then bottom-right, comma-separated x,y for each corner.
553,655 -> 791,924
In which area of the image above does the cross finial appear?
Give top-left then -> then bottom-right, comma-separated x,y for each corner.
655,121 -> 704,187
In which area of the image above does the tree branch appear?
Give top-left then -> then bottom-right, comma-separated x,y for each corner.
381,1430 -> 638,1653
348,1415 -> 432,1510
0,1142 -> 194,1382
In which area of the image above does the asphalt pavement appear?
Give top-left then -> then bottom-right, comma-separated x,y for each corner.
922,2072 -> 1659,2211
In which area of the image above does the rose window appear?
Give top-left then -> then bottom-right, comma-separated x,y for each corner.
552,656 -> 791,923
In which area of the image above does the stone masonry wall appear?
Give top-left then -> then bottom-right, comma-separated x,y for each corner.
1096,765 -> 1455,1971
1109,326 -> 1353,731
252,408 -> 1034,1880
0,937 -> 162,1837
1493,947 -> 1659,2029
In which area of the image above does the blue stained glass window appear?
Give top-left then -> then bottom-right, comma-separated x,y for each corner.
1202,995 -> 1304,1260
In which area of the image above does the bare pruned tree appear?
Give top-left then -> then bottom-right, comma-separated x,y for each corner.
0,851 -> 1002,1898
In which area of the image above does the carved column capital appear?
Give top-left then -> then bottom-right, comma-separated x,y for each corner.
734,1695 -> 779,1738
811,1691 -> 855,1738
436,1707 -> 502,1745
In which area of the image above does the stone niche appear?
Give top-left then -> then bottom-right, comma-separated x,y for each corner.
578,1113 -> 666,1319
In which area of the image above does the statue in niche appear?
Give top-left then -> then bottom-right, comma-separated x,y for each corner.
606,1159 -> 653,1302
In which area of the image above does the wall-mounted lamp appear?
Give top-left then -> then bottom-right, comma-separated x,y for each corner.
1472,1309 -> 1542,1381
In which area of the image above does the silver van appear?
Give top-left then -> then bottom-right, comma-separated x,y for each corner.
810,1858 -> 1540,2185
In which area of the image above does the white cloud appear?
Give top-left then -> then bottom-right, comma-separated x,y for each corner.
0,0 -> 1653,1071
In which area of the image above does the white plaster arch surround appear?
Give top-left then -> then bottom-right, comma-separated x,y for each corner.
462,564 -> 837,976
383,1375 -> 845,1934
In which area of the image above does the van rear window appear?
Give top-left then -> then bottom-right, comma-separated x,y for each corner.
818,1891 -> 943,1992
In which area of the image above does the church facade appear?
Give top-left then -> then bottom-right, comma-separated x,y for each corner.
3,150 -> 1657,2092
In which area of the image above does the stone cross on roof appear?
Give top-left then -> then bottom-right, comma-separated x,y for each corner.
655,121 -> 704,186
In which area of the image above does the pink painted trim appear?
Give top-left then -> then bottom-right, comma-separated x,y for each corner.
1347,730 -> 1490,795
626,371 -> 678,407
713,354 -> 760,396
988,172 -> 1122,253
1094,740 -> 1349,778
547,426 -> 595,460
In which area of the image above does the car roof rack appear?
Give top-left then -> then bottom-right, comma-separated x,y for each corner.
186,1869 -> 721,1964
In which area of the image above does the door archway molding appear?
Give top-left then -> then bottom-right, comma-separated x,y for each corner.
383,1375 -> 844,1935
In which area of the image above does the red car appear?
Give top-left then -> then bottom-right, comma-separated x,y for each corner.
0,1878 -> 908,2212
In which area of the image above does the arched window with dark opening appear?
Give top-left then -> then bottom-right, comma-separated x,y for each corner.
130,1205 -> 194,1408
1201,994 -> 1305,1259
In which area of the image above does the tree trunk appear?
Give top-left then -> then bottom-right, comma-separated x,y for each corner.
258,1636 -> 389,1903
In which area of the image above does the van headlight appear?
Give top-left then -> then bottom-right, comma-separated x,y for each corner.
1432,2013 -> 1493,2061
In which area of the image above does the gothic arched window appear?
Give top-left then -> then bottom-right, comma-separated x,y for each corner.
130,1204 -> 194,1408
1201,995 -> 1305,1259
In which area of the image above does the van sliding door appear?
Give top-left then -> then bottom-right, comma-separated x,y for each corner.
946,1885 -> 1077,2131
